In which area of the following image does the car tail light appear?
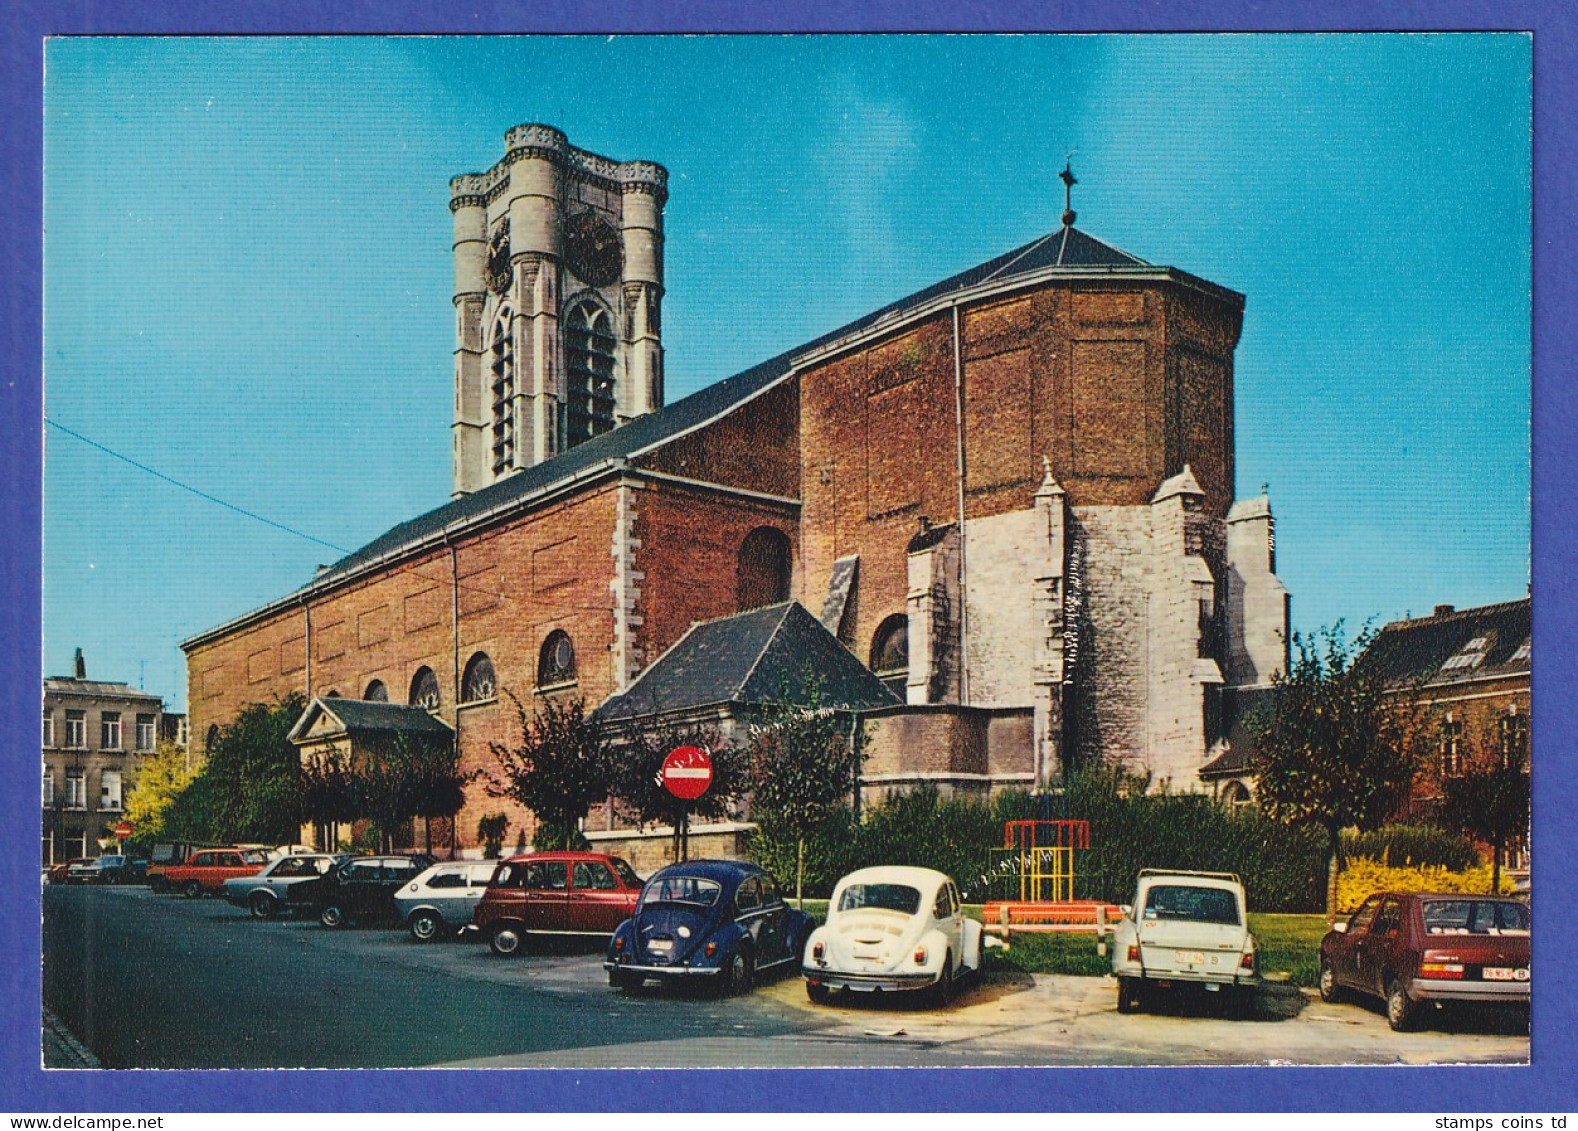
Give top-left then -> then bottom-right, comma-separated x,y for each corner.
914,946 -> 928,965
1421,951 -> 1464,979
812,941 -> 824,960
705,942 -> 717,958
613,937 -> 625,952
1127,944 -> 1140,963
1241,950 -> 1256,970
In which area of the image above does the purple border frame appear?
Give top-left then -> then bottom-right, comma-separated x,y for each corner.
4,1 -> 1571,1113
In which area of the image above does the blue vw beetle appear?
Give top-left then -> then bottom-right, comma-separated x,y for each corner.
605,859 -> 813,994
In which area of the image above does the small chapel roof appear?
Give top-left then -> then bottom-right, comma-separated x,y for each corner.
594,601 -> 901,723
286,697 -> 455,745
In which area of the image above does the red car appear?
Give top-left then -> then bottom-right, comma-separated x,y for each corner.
1319,891 -> 1530,1031
161,847 -> 271,897
473,852 -> 643,957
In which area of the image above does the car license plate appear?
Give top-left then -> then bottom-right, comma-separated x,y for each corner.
647,938 -> 672,952
1483,967 -> 1530,981
1175,951 -> 1206,965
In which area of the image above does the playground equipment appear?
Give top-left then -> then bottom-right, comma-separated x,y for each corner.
981,819 -> 1122,935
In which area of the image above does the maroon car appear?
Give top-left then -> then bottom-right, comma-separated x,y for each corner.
473,852 -> 643,957
1319,891 -> 1530,1031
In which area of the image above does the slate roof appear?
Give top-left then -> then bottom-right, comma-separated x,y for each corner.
43,678 -> 162,703
1359,599 -> 1531,689
186,222 -> 1241,648
301,225 -> 1193,590
287,697 -> 455,744
595,601 -> 902,722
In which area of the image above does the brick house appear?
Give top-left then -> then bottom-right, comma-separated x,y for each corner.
181,124 -> 1290,857
43,649 -> 169,864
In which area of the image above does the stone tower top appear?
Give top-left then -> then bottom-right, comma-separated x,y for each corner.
448,123 -> 668,212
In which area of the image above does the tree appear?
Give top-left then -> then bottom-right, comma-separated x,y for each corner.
1442,743 -> 1530,894
746,690 -> 868,906
163,693 -> 306,844
299,750 -> 360,851
122,739 -> 197,846
608,718 -> 750,863
487,694 -> 613,849
1248,625 -> 1421,921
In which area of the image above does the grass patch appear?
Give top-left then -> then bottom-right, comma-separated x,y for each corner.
1248,913 -> 1328,988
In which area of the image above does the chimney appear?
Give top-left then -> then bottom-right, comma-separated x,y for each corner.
73,647 -> 85,680
1434,604 -> 1455,618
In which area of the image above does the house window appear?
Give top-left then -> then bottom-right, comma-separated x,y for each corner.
1440,715 -> 1464,778
42,766 -> 53,808
100,770 -> 123,812
364,680 -> 389,702
64,711 -> 86,749
64,769 -> 86,810
737,527 -> 792,612
101,712 -> 122,750
136,714 -> 156,751
490,314 -> 516,476
1440,635 -> 1492,673
538,631 -> 577,688
463,653 -> 497,703
206,724 -> 220,752
43,710 -> 53,748
870,614 -> 909,696
410,667 -> 441,712
1499,710 -> 1529,770
563,300 -> 617,448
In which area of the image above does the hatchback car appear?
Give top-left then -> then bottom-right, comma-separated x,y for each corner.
473,852 -> 644,956
223,853 -> 347,918
394,861 -> 499,941
1319,891 -> 1530,1031
285,855 -> 436,928
67,854 -> 146,885
1107,869 -> 1260,1014
803,865 -> 984,1006
605,860 -> 813,994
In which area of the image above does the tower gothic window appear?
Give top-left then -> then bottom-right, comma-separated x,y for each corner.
870,614 -> 910,696
563,300 -> 616,448
462,653 -> 497,704
489,315 -> 515,476
410,667 -> 441,713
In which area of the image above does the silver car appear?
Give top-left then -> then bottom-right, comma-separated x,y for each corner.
393,861 -> 499,941
223,852 -> 347,918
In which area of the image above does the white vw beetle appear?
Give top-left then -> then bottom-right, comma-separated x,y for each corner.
802,866 -> 983,1006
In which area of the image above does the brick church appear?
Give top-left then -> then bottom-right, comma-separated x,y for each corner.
182,123 -> 1290,858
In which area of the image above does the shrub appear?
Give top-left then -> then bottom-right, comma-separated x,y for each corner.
1336,857 -> 1515,912
1342,824 -> 1479,871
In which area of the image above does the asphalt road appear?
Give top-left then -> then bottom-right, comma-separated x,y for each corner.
42,885 -> 1530,1069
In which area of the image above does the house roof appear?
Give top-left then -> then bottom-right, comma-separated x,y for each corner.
1360,599 -> 1531,689
286,697 -> 456,745
185,223 -> 1242,649
595,601 -> 902,722
43,678 -> 163,704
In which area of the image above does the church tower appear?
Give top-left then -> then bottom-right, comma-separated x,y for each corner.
449,124 -> 667,497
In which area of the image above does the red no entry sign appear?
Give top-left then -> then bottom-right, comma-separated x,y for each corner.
661,745 -> 713,801
113,820 -> 134,839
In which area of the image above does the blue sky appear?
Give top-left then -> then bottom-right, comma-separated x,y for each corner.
42,35 -> 1531,711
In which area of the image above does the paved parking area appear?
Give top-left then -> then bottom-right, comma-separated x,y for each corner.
46,886 -> 1529,1069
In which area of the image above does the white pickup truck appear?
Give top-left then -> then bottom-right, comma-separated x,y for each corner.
1107,869 -> 1260,1015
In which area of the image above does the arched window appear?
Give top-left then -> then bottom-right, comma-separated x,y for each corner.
363,680 -> 388,703
1221,780 -> 1253,808
563,300 -> 616,448
538,631 -> 577,688
205,724 -> 220,752
325,690 -> 341,699
870,614 -> 909,694
463,652 -> 497,704
490,313 -> 515,476
737,526 -> 792,611
409,667 -> 441,712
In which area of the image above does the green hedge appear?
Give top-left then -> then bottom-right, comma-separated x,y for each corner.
745,770 -> 1327,912
1342,824 -> 1479,871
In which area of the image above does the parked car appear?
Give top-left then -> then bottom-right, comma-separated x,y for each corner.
1319,891 -> 1531,1031
1107,869 -> 1260,1014
67,854 -> 146,885
474,852 -> 644,956
146,842 -> 218,893
605,859 -> 813,994
285,855 -> 436,928
45,857 -> 96,885
161,847 -> 272,897
801,865 -> 983,1006
394,861 -> 500,941
222,853 -> 348,918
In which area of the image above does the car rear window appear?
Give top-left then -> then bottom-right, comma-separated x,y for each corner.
641,875 -> 722,907
838,883 -> 922,915
1423,899 -> 1530,935
1143,884 -> 1240,925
